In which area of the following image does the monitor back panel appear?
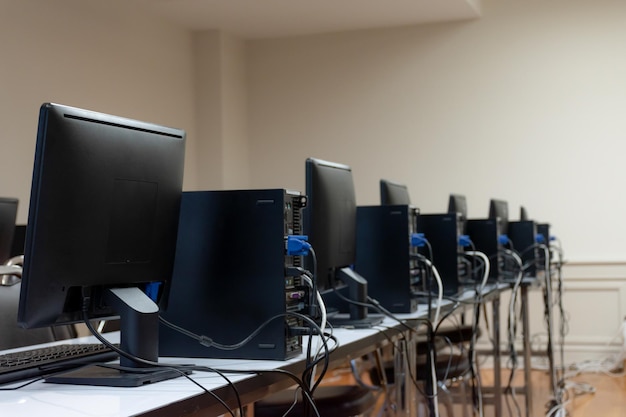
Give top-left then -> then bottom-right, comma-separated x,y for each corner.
10,225 -> 26,258
159,189 -> 306,360
0,198 -> 18,263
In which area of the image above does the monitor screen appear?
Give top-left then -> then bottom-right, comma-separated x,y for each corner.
18,103 -> 185,385
488,198 -> 509,235
380,179 -> 411,205
0,197 -> 18,264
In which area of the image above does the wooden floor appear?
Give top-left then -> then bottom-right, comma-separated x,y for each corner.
473,367 -> 626,417
321,365 -> 626,417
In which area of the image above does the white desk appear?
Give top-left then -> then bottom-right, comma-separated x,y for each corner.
0,324 -> 411,416
0,285 -> 506,417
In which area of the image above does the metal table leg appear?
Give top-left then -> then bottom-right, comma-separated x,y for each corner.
492,295 -> 502,417
521,284 -> 533,417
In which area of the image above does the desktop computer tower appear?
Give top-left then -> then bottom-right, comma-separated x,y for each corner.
416,213 -> 463,295
508,220 -> 538,278
354,205 -> 420,313
537,223 -> 550,244
466,218 -> 502,282
159,189 -> 308,360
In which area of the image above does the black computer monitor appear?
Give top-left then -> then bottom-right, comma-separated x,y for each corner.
488,198 -> 509,235
380,179 -> 411,205
448,193 -> 467,233
0,197 -> 18,264
304,158 -> 381,327
520,206 -> 529,221
18,103 -> 186,386
9,225 -> 26,258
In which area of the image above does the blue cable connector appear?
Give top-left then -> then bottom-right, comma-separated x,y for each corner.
286,235 -> 311,256
411,233 -> 427,247
459,235 -> 472,247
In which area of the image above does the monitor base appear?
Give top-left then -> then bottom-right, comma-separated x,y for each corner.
45,364 -> 189,387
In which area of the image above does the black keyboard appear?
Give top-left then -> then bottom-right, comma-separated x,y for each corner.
0,343 -> 119,385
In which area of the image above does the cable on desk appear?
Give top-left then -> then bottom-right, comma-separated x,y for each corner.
87,305 -> 327,417
159,313 -> 290,350
0,377 -> 45,390
80,311 -> 243,417
160,310 -> 334,396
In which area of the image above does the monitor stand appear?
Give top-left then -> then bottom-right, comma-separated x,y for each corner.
327,268 -> 384,329
46,287 -> 186,387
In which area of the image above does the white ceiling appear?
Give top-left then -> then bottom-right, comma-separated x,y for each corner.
129,0 -> 482,39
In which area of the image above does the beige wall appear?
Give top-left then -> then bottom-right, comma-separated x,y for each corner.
0,0 -> 197,223
192,31 -> 249,190
5,0 -> 625,261
2,0 -> 625,361
247,0 -> 626,263
243,0 -> 626,360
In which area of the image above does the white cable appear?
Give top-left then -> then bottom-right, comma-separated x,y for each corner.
311,289 -> 328,387
503,249 -> 523,347
501,249 -> 523,278
470,311 -> 485,417
465,250 -> 490,291
560,320 -> 626,378
300,274 -> 327,389
302,274 -> 327,337
421,258 -> 444,325
537,242 -> 562,407
501,249 -> 523,352
0,264 -> 21,276
418,258 -> 442,417
463,250 -> 490,417
508,261 -> 524,416
549,239 -> 564,262
545,400 -> 569,417
429,351 -> 440,417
